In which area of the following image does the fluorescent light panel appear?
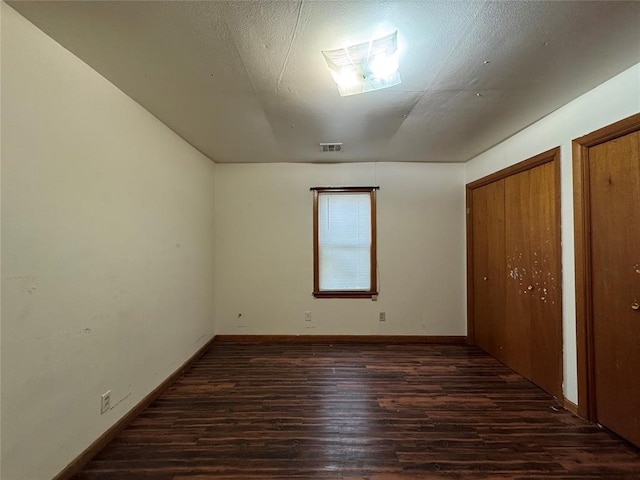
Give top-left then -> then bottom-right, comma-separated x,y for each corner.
322,31 -> 401,97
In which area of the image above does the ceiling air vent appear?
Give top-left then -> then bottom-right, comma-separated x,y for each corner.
320,142 -> 343,153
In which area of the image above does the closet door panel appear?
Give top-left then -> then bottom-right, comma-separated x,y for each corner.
472,180 -> 506,361
504,162 -> 561,397
504,170 -> 534,379
525,162 -> 561,398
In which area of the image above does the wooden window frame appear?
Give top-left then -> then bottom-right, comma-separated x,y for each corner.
312,186 -> 379,299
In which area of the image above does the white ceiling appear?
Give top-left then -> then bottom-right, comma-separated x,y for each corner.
8,1 -> 640,163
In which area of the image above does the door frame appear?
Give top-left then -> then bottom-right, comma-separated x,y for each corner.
572,112 -> 640,420
466,148 -> 562,399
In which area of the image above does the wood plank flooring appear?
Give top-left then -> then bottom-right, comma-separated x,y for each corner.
72,343 -> 640,479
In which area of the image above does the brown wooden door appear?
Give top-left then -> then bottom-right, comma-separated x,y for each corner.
504,163 -> 562,398
589,130 -> 640,447
468,149 -> 562,400
472,180 -> 506,362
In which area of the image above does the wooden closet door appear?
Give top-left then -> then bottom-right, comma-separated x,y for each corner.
472,180 -> 506,361
504,162 -> 562,398
589,130 -> 640,446
468,149 -> 562,399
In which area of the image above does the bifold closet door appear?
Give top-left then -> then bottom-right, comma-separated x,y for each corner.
468,151 -> 562,399
471,180 -> 506,362
504,162 -> 562,398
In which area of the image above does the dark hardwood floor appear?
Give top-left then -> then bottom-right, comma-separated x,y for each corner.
73,342 -> 640,479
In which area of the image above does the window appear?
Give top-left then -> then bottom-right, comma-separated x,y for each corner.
312,186 -> 379,298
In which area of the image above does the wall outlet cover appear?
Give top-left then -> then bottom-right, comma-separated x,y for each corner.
101,390 -> 111,414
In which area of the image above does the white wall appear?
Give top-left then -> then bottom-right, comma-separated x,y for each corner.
1,4 -> 217,479
465,63 -> 640,404
214,162 -> 466,336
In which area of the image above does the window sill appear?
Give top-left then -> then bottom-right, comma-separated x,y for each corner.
313,291 -> 379,299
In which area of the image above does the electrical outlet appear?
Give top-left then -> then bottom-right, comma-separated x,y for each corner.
304,311 -> 312,322
379,311 -> 386,322
100,390 -> 111,414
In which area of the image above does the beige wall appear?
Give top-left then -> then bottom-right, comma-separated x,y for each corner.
214,162 -> 467,336
1,5 -> 216,479
465,63 -> 640,404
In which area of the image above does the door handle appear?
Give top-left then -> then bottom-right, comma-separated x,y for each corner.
632,302 -> 640,311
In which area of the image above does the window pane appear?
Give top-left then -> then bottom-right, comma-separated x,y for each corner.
318,193 -> 371,290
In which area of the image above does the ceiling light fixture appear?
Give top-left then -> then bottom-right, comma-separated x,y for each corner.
322,31 -> 401,97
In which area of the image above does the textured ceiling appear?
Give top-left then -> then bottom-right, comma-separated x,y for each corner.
8,1 -> 640,163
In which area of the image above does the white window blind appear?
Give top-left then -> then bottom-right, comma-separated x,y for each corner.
318,192 -> 371,291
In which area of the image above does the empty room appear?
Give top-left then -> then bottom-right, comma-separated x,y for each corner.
2,1 -> 640,479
